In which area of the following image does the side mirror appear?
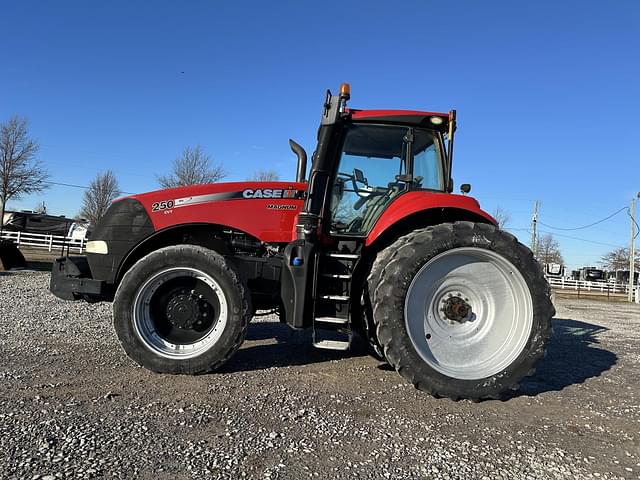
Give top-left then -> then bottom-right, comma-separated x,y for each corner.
353,168 -> 366,185
460,184 -> 471,194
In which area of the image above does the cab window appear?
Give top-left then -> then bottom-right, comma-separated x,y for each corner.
329,124 -> 443,234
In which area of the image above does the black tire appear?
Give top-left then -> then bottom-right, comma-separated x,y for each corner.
361,271 -> 387,361
367,221 -> 554,400
113,245 -> 251,374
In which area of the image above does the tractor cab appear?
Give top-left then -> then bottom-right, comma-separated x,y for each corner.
287,84 -> 456,240
281,84 -> 460,349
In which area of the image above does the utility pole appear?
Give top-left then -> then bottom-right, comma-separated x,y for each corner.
531,201 -> 539,257
630,195 -> 637,302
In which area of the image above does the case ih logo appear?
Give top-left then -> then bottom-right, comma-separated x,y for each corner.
242,188 -> 297,199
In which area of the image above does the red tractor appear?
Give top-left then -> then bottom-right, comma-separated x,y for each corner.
51,84 -> 553,400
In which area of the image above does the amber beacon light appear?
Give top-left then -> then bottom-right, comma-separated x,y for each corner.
339,82 -> 351,100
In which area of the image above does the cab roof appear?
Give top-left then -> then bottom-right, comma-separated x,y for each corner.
349,109 -> 450,133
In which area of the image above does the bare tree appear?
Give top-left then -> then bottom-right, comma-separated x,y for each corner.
600,247 -> 640,271
248,169 -> 280,182
0,116 -> 49,234
157,145 -> 226,188
492,206 -> 511,229
79,171 -> 121,226
536,233 -> 564,265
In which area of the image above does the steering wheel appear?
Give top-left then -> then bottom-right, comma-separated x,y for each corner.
337,170 -> 373,199
353,186 -> 389,210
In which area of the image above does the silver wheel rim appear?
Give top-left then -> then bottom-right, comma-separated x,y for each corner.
133,267 -> 228,359
404,247 -> 533,380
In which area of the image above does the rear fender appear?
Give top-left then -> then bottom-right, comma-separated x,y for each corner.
365,192 -> 495,249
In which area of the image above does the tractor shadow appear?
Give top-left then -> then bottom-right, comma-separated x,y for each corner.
514,318 -> 617,397
218,321 -> 367,373
219,317 -> 618,395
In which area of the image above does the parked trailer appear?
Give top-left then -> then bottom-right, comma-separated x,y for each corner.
579,267 -> 605,282
2,211 -> 75,237
545,263 -> 565,277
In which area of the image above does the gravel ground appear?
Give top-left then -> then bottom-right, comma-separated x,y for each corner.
1,271 -> 639,480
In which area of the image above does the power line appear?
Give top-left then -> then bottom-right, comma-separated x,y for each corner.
44,181 -> 134,195
507,226 -> 623,249
539,207 -> 627,231
537,229 -> 625,249
45,181 -> 90,189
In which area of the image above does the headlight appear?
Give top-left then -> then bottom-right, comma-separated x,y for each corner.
85,240 -> 108,254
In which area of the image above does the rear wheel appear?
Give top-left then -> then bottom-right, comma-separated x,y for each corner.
113,245 -> 251,374
368,222 -> 554,400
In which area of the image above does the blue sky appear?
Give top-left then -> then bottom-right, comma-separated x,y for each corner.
1,0 -> 638,270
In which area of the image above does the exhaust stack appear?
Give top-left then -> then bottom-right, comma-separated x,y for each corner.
289,139 -> 307,183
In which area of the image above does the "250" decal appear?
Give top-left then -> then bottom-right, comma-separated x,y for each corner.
151,200 -> 175,212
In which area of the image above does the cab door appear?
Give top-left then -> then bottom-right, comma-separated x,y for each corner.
328,124 -> 444,236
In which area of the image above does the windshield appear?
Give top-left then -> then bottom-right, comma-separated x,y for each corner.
329,124 -> 443,234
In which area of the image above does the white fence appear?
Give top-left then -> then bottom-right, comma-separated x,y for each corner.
0,230 -> 85,253
546,276 -> 630,295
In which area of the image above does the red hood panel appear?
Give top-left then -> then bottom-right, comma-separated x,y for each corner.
127,181 -> 307,243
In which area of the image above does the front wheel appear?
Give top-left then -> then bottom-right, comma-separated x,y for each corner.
368,222 -> 554,400
113,245 -> 251,374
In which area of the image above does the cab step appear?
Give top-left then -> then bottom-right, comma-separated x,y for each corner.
313,339 -> 351,351
324,253 -> 359,260
315,316 -> 349,325
320,295 -> 349,301
321,273 -> 352,279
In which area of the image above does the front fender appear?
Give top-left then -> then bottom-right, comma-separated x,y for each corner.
365,191 -> 496,247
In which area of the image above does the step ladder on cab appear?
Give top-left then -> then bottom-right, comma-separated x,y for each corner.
311,251 -> 360,350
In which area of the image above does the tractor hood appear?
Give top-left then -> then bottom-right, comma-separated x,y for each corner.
121,181 -> 307,243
